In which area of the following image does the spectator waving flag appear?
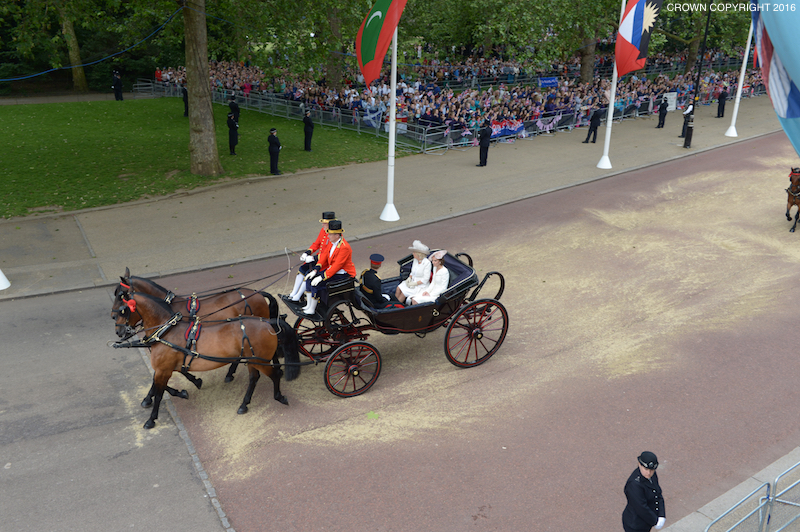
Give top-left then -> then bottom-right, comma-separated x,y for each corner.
752,0 -> 800,158
356,0 -> 408,87
615,0 -> 664,77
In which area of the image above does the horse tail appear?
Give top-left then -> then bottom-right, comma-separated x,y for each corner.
261,291 -> 279,321
273,317 -> 301,381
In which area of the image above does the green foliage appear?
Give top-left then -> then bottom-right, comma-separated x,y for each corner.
0,98 -> 394,219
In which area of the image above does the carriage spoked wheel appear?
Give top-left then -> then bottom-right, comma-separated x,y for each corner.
324,341 -> 382,397
444,298 -> 509,368
294,317 -> 336,359
324,300 -> 355,334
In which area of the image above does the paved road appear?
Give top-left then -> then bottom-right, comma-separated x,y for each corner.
2,93 -> 799,531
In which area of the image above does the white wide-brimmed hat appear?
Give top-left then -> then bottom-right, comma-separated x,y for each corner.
430,250 -> 447,261
409,240 -> 429,254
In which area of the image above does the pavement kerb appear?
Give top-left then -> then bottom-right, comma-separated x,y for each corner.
0,126 -> 781,303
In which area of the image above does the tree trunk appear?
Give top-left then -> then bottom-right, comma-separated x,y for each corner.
684,38 -> 700,75
578,35 -> 596,84
326,7 -> 343,89
57,6 -> 88,93
182,0 -> 224,177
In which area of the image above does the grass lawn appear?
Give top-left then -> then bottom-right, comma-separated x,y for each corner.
0,98 -> 397,219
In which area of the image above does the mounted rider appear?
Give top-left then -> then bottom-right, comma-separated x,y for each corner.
302,219 -> 356,315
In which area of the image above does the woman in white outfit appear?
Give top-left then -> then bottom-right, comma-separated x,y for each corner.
411,250 -> 450,305
395,240 -> 432,304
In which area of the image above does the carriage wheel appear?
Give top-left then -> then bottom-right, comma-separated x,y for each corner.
324,341 -> 382,397
444,299 -> 508,368
294,317 -> 336,359
324,300 -> 354,334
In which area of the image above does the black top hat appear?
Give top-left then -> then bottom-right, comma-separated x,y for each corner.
320,212 -> 336,223
326,220 -> 344,233
270,128 -> 277,133
638,451 -> 658,470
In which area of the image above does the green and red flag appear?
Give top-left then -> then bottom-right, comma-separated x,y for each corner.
356,0 -> 408,87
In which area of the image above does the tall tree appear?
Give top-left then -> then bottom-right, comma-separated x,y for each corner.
180,0 -> 223,176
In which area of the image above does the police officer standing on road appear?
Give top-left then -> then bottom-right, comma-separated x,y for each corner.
583,104 -> 602,143
268,128 -> 282,175
622,451 -> 666,532
717,87 -> 728,118
476,120 -> 491,167
303,110 -> 314,151
656,99 -> 668,128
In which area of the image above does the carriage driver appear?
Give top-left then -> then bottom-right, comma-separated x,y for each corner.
302,219 -> 356,315
288,211 -> 336,302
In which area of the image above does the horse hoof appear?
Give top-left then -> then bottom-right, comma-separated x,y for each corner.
792,229 -> 796,233
141,398 -> 153,408
237,406 -> 249,415
178,390 -> 189,400
143,419 -> 156,429
277,395 -> 289,406
194,378 -> 203,389
224,375 -> 235,383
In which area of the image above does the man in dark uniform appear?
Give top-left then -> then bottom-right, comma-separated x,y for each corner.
622,451 -> 666,532
229,94 -> 240,123
360,254 -> 391,308
181,81 -> 189,117
303,110 -> 314,151
583,105 -> 602,143
112,71 -> 123,101
716,87 -> 728,118
227,112 -> 238,155
476,120 -> 491,167
268,127 -> 281,175
656,99 -> 668,128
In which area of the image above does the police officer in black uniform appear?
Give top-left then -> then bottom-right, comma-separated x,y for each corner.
303,109 -> 314,151
717,87 -> 728,118
656,99 -> 668,128
360,254 -> 391,308
112,71 -> 123,101
476,120 -> 491,167
227,112 -> 238,155
229,94 -> 240,123
268,127 -> 281,175
583,105 -> 602,143
622,451 -> 666,532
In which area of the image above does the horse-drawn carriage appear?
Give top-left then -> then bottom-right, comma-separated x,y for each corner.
281,251 -> 509,397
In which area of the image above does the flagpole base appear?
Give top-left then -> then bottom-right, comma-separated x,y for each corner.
0,268 -> 10,290
380,203 -> 400,222
724,125 -> 738,138
597,156 -> 612,170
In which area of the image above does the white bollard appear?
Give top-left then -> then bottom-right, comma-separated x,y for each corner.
0,269 -> 9,290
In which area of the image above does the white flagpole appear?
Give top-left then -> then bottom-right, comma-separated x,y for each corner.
725,21 -> 754,138
597,0 -> 627,170
380,27 -> 400,221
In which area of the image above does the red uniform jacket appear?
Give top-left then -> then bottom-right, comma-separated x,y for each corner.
317,238 -> 356,280
308,227 -> 330,256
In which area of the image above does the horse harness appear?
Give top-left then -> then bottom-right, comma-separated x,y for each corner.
787,168 -> 800,198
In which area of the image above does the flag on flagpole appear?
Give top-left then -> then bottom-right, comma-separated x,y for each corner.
615,0 -> 665,78
356,0 -> 408,87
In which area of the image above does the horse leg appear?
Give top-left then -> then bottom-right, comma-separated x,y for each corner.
141,381 -> 155,408
165,386 -> 189,400
792,210 -> 799,233
180,368 -> 203,389
144,373 -> 170,429
224,362 -> 238,383
237,366 -> 260,415
269,366 -> 288,406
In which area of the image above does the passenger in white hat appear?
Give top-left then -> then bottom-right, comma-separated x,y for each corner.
395,240 -> 431,304
410,250 -> 449,305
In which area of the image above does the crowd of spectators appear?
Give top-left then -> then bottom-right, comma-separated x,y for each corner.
155,47 -> 763,132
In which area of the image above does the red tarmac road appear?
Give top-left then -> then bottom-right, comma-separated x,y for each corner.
148,133 -> 800,531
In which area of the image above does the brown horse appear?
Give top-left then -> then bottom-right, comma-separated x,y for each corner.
786,168 -> 800,232
113,268 -> 281,382
114,290 -> 300,429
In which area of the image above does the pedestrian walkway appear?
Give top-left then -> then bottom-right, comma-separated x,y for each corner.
0,94 -> 782,304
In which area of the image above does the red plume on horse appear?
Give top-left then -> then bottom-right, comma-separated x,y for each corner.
786,167 -> 800,232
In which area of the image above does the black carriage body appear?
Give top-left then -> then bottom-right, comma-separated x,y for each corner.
362,252 -> 479,333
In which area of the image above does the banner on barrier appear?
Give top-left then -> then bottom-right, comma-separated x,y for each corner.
490,118 -> 525,138
538,77 -> 558,88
